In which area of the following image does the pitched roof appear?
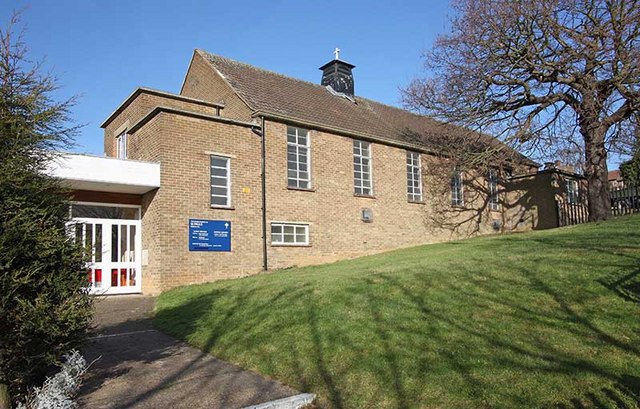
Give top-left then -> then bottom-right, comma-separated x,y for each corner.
197,50 -> 537,167
608,170 -> 621,181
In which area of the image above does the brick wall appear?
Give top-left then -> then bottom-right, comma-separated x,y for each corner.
116,110 -> 263,293
505,170 -> 588,230
103,90 -> 221,157
153,113 -> 263,290
128,108 -> 540,294
263,121 -> 451,269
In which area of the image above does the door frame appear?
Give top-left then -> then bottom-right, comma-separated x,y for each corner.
69,202 -> 142,295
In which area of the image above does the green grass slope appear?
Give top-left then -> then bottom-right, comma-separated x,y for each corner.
155,215 -> 640,408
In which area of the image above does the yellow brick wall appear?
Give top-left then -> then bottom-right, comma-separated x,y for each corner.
504,171 -> 588,231
103,91 -> 221,157
136,113 -> 263,293
134,112 -> 542,294
263,121 -> 450,269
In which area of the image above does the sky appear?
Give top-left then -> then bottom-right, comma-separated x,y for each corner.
1,1 -> 627,168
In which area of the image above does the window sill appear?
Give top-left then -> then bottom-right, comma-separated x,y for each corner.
451,204 -> 465,209
210,205 -> 235,210
270,243 -> 311,247
287,186 -> 316,192
354,194 -> 376,199
408,200 -> 426,205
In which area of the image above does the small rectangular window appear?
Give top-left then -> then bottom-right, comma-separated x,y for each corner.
488,168 -> 499,210
116,133 -> 127,159
270,223 -> 309,245
210,155 -> 231,207
406,151 -> 422,202
354,140 -> 373,196
567,178 -> 579,204
287,126 -> 311,189
451,170 -> 464,206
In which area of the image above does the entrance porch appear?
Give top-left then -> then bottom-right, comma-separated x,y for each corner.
48,153 -> 160,295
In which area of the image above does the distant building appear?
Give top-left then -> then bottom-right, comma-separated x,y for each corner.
608,170 -> 624,191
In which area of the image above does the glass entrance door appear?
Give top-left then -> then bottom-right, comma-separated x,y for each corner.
71,218 -> 142,295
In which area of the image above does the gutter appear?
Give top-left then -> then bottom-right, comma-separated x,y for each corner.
250,110 -> 538,168
101,87 -> 225,129
509,168 -> 586,181
251,110 -> 439,155
128,106 -> 258,134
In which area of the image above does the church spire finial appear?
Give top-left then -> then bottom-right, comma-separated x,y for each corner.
319,50 -> 356,97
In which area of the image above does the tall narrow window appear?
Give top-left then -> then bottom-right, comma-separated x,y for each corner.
287,126 -> 310,189
116,133 -> 127,159
210,155 -> 231,207
567,178 -> 579,204
407,151 -> 422,202
488,168 -> 499,210
451,170 -> 464,206
353,140 -> 373,196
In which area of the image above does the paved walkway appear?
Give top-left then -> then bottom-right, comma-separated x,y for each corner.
78,295 -> 301,409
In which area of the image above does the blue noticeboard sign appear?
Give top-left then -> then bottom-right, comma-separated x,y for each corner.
189,219 -> 231,251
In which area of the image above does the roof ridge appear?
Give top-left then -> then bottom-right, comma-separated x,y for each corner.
197,49 -> 334,93
197,49 -> 441,123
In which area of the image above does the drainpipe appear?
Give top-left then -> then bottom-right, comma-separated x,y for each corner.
260,116 -> 268,271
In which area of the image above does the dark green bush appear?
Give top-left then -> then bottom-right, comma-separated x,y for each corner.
0,170 -> 93,402
0,13 -> 93,405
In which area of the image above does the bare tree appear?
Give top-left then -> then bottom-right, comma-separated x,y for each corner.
403,0 -> 640,221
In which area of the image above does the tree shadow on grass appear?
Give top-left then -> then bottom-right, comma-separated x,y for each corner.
375,265 -> 639,408
305,293 -> 345,409
147,259 -> 640,409
361,276 -> 409,409
598,267 -> 640,304
557,375 -> 640,408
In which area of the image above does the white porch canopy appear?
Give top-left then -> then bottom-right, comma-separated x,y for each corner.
47,153 -> 160,194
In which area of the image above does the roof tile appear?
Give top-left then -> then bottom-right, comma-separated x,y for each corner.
198,50 -> 536,166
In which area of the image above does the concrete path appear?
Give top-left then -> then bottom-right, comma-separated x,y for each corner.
78,295 -> 304,409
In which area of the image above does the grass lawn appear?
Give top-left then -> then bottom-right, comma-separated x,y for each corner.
155,215 -> 640,408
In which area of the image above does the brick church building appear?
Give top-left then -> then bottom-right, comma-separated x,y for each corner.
49,50 -> 585,295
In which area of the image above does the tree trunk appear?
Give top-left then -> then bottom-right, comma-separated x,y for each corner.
0,383 -> 10,409
582,124 -> 610,221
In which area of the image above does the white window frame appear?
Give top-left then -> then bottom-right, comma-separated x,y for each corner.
270,223 -> 309,246
488,168 -> 499,210
406,151 -> 423,202
210,155 -> 231,208
116,132 -> 127,159
287,126 -> 311,189
451,170 -> 464,206
353,140 -> 373,196
567,178 -> 579,204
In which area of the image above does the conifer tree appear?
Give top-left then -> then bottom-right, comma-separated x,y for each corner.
0,13 -> 93,407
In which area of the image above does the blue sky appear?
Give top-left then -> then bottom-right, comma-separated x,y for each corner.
3,1 -> 449,154
1,1 -> 627,168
